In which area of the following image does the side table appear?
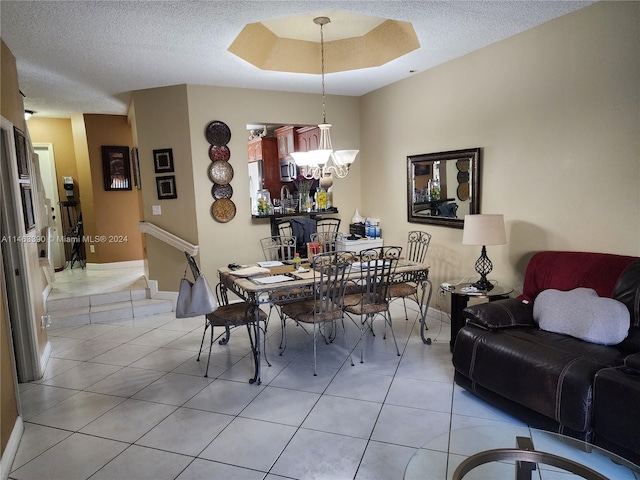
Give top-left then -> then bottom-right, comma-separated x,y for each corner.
443,281 -> 513,352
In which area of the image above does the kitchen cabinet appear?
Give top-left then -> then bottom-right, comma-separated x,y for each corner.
246,137 -> 280,197
275,125 -> 297,159
247,136 -> 275,162
296,126 -> 320,152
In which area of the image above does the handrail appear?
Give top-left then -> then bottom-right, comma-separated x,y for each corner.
138,221 -> 198,256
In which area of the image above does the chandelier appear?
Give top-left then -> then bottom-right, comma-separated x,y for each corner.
290,17 -> 359,180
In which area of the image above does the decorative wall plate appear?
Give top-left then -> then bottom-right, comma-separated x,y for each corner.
457,182 -> 470,201
208,160 -> 233,185
212,183 -> 233,200
457,171 -> 470,183
456,159 -> 470,173
211,198 -> 236,223
205,120 -> 231,146
208,145 -> 231,162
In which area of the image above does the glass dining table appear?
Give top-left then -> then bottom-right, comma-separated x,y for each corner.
217,258 -> 431,385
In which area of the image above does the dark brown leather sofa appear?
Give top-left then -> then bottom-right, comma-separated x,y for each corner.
452,251 -> 640,464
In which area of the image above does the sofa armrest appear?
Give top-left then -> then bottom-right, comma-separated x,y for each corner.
463,298 -> 536,330
625,353 -> 640,370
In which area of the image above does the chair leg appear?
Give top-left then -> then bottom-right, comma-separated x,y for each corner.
279,313 -> 287,355
204,324 -> 215,378
312,323 -> 318,376
359,316 -> 367,364
197,319 -> 210,362
385,311 -> 401,356
341,317 -> 354,367
402,297 -> 410,321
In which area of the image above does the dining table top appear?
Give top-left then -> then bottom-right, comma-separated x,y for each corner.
218,259 -> 430,299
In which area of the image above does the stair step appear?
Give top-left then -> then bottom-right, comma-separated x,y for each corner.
48,306 -> 90,329
46,288 -> 150,312
133,298 -> 173,318
47,294 -> 173,328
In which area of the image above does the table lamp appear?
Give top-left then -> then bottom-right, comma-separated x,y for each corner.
462,214 -> 506,291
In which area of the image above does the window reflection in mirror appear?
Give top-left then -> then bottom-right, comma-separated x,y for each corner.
407,148 -> 481,229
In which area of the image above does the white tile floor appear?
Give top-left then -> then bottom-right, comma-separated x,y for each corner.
10,267 -> 545,480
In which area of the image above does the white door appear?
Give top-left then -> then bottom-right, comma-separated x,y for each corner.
33,144 -> 65,269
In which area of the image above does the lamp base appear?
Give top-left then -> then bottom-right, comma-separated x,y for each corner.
471,277 -> 494,291
472,245 -> 494,291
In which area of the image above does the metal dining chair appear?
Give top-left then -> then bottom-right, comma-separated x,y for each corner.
343,246 -> 402,363
185,252 -> 269,378
309,231 -> 344,254
260,235 -> 297,262
315,217 -> 341,235
259,235 -> 301,332
388,231 -> 432,318
279,251 -> 355,375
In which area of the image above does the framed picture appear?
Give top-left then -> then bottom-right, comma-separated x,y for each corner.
131,147 -> 141,189
102,145 -> 132,191
156,175 -> 177,199
153,148 -> 174,173
20,184 -> 35,232
14,126 -> 29,178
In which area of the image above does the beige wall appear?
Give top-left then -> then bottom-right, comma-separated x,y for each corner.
28,116 -> 144,263
83,114 -> 144,262
1,39 -> 48,454
131,85 -> 197,290
360,1 -> 640,295
27,117 -> 79,202
0,42 -> 21,456
132,85 -> 360,290
133,2 -> 638,297
0,287 -> 16,454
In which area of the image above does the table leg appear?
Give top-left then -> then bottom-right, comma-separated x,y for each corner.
418,278 -> 433,345
450,292 -> 469,352
246,304 -> 262,385
515,436 -> 536,480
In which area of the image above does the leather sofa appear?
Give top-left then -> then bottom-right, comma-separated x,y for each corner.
452,251 -> 640,463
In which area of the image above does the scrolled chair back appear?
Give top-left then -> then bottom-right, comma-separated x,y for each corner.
356,247 -> 401,303
311,251 -> 356,314
309,231 -> 344,254
406,231 -> 431,263
260,235 -> 297,262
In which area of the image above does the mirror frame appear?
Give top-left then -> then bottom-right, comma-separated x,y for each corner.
407,147 -> 481,229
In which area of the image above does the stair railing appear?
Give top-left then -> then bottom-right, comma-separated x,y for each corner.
138,221 -> 198,256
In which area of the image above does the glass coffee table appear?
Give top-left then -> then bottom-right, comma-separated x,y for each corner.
404,425 -> 640,479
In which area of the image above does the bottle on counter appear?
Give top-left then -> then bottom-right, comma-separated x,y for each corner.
293,252 -> 301,269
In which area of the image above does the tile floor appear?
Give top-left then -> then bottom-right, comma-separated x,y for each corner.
11,266 -> 610,480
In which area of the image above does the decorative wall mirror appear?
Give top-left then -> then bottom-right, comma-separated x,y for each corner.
407,147 -> 481,229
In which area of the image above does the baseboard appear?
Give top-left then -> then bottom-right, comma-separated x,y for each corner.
86,260 -> 145,270
0,416 -> 23,480
39,341 -> 52,379
41,283 -> 52,308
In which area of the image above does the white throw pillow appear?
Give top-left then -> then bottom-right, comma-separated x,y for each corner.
533,288 -> 630,345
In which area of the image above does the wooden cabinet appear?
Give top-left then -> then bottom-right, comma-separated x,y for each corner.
275,125 -> 297,158
247,136 -> 273,162
247,136 -> 280,198
296,126 -> 320,152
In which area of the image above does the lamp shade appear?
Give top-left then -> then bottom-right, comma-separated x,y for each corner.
462,214 -> 506,246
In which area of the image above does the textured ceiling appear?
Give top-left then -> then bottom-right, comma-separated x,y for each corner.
1,1 -> 593,119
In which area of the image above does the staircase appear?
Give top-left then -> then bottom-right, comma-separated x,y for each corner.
47,288 -> 174,328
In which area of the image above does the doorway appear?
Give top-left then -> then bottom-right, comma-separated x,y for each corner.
33,144 -> 65,269
1,118 -> 40,382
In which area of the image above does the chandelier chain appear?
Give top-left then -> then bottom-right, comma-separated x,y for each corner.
320,21 -> 326,124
